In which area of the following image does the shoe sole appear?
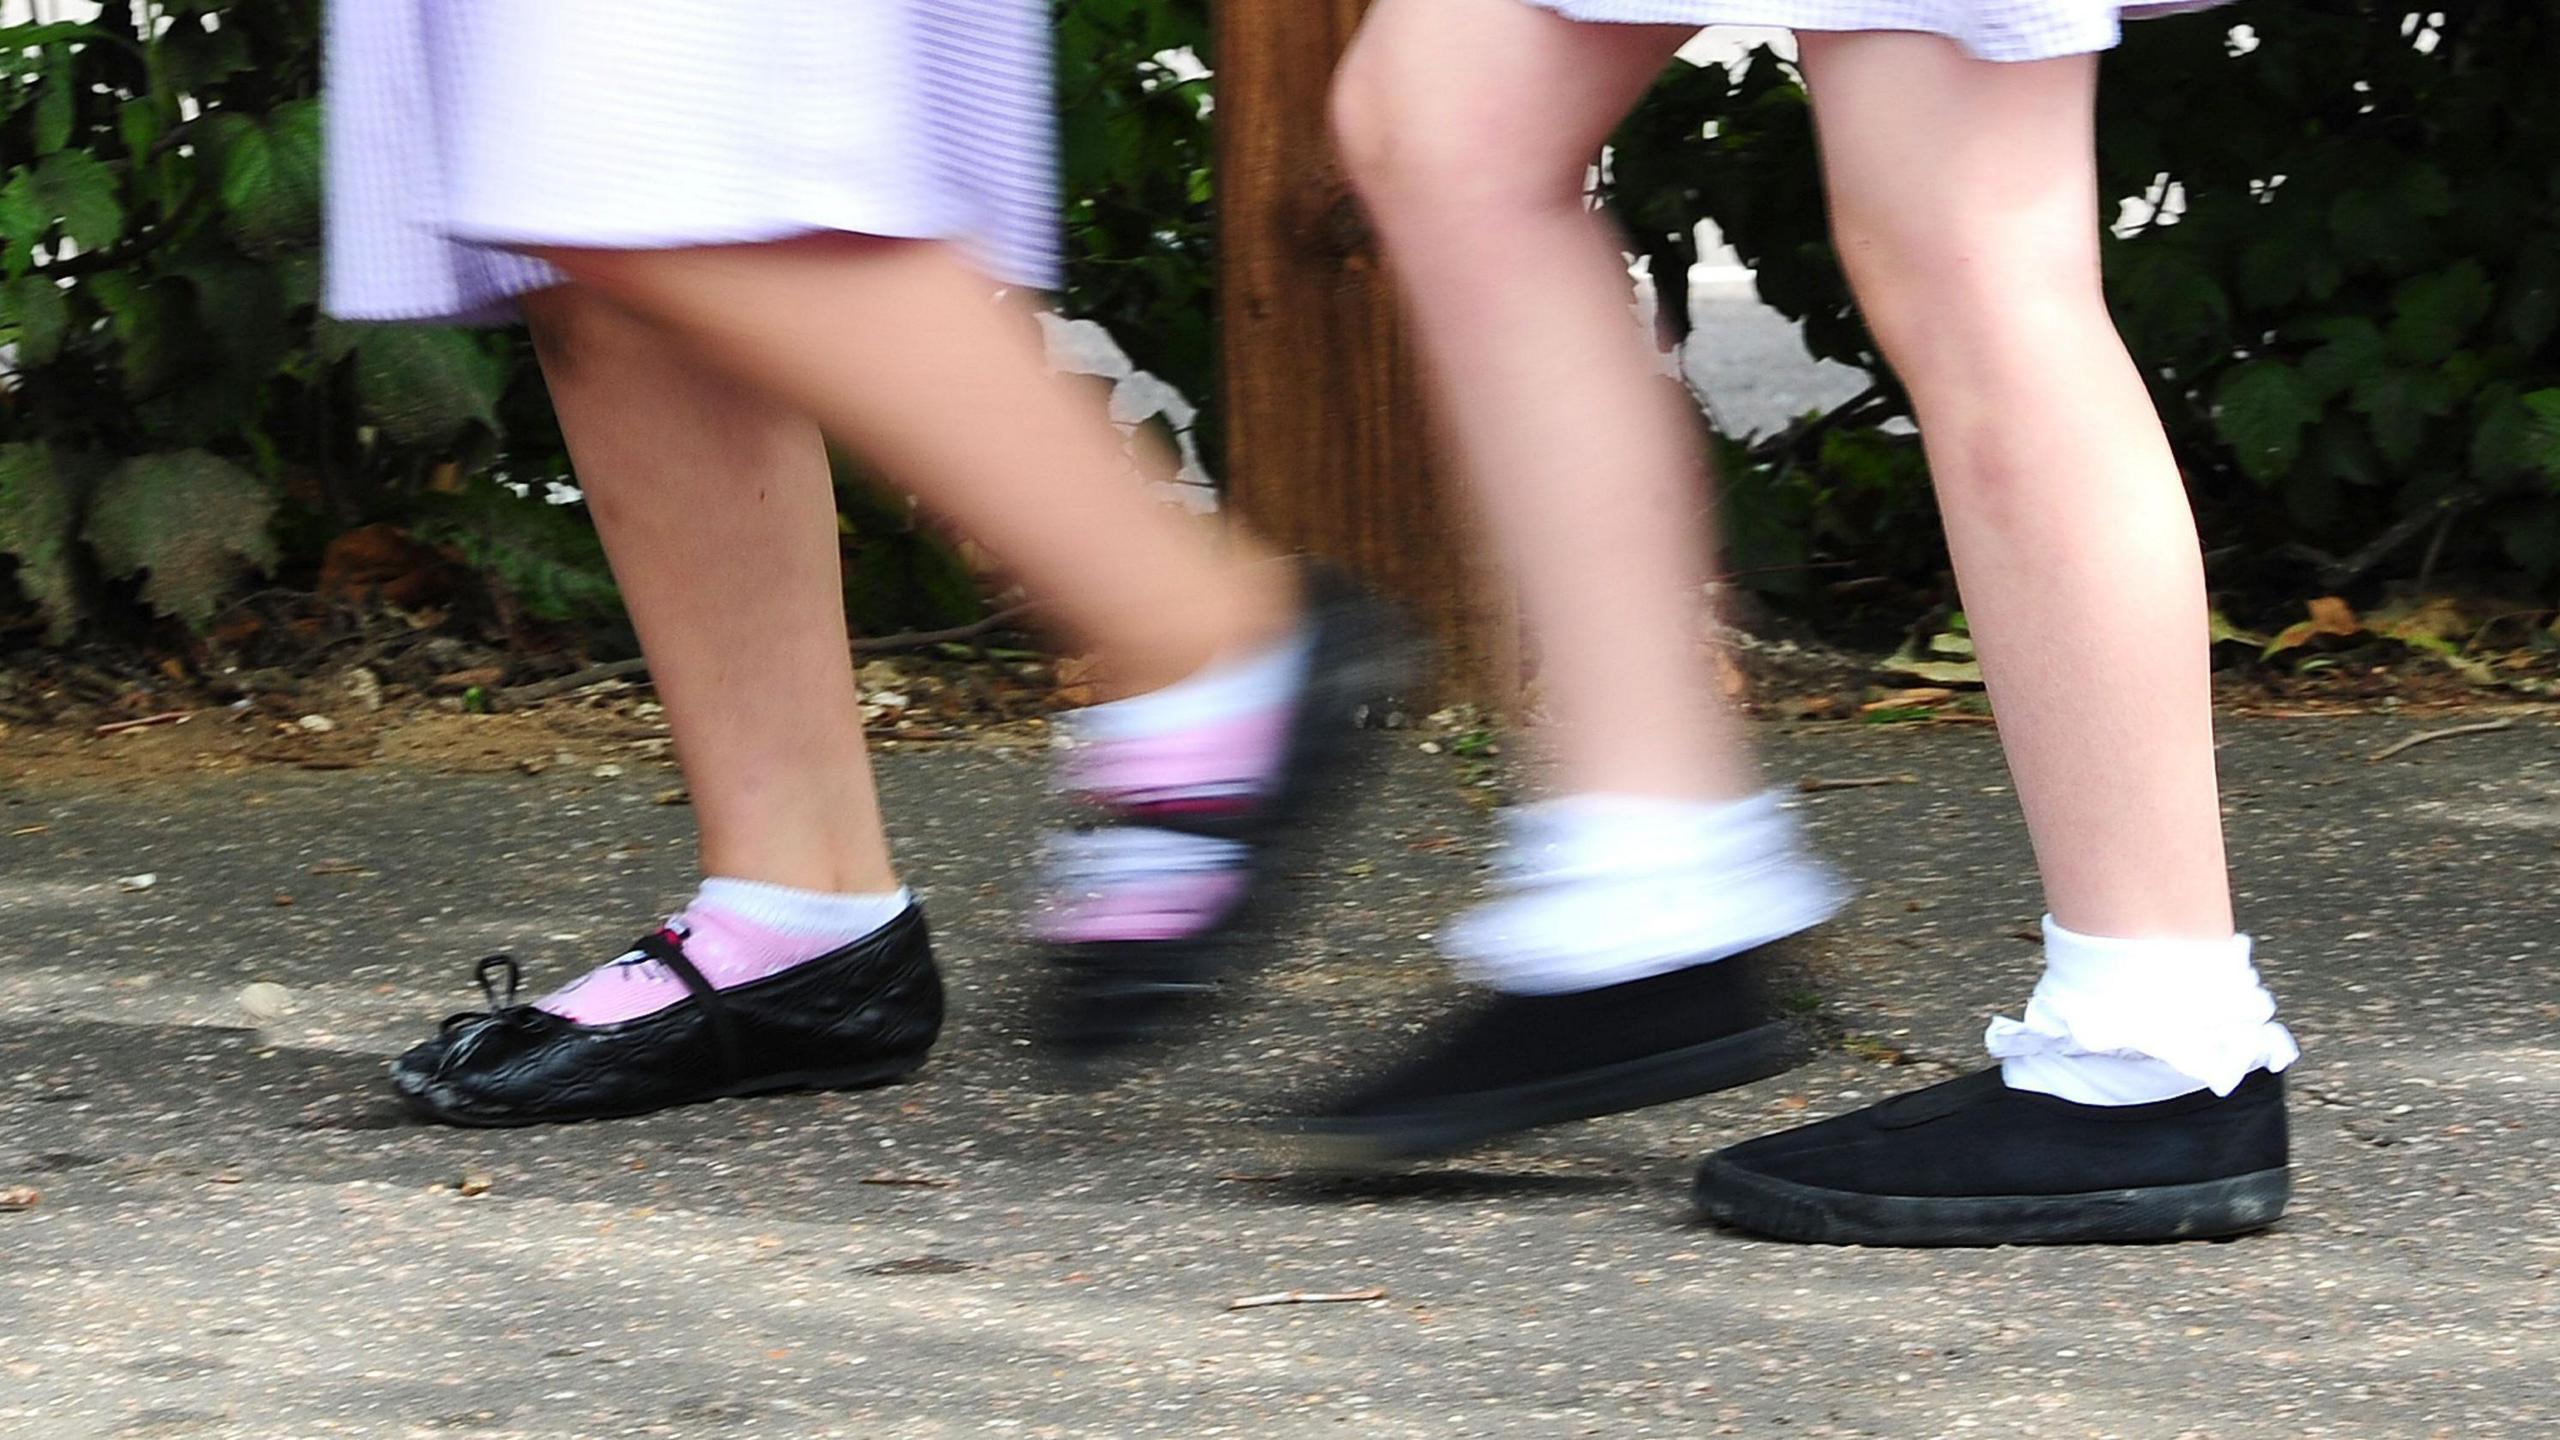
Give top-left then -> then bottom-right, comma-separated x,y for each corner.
1280,1018 -> 1807,1170
1691,1159 -> 2291,1246
390,1055 -> 928,1130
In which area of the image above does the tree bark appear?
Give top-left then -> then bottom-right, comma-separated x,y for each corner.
1215,0 -> 1516,706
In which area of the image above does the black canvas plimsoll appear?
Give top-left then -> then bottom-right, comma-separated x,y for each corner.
390,906 -> 943,1128
1277,945 -> 1808,1169
1692,1065 -> 2290,1246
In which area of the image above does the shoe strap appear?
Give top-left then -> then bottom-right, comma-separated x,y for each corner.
633,930 -> 743,1078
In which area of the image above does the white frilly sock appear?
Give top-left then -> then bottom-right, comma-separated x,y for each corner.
1446,791 -> 1847,995
1987,916 -> 2299,1106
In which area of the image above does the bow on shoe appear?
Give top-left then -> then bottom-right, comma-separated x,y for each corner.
441,954 -> 528,1028
432,953 -> 558,1058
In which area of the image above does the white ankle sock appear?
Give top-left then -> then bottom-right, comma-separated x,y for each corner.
691,877 -> 914,938
1987,916 -> 2299,1106
1064,627 -> 1314,743
1446,791 -> 1846,995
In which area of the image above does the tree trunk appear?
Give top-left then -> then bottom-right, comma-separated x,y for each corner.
1214,0 -> 1515,707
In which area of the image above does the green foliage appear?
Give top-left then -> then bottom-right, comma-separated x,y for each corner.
408,481 -> 622,629
0,3 -> 497,637
85,448 -> 279,628
1609,4 -> 2560,598
1053,0 -> 1218,463
0,441 -> 85,639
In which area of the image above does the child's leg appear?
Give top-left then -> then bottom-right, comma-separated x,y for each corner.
394,285 -> 938,1126
1289,1 -> 1844,1164
1331,0 -> 1753,802
528,237 -> 1410,1061
1795,32 -> 2231,942
528,237 -> 1299,698
521,285 -> 894,896
1693,34 -> 2293,1246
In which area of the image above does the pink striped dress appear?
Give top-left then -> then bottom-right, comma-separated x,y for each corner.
1521,0 -> 2237,61
323,1 -> 1059,325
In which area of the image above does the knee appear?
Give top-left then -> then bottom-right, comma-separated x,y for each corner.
1328,48 -> 1582,229
1832,218 -> 2109,389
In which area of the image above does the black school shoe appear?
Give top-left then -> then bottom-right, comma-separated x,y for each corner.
390,907 -> 943,1127
1692,1066 -> 2289,1246
1039,568 -> 1417,1060
1278,945 -> 1807,1168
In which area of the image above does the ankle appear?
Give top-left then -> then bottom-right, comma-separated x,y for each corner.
1103,557 -> 1304,699
695,844 -> 899,897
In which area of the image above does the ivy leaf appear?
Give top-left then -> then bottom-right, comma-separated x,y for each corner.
2503,251 -> 2560,352
82,450 -> 280,631
2236,237 -> 2303,310
89,268 -> 195,396
0,443 -> 89,641
31,148 -> 124,252
2298,318 -> 2386,401
2386,261 -> 2492,364
118,97 -> 165,160
2213,360 -> 2320,482
158,12 -> 254,92
174,257 -> 290,381
2326,189 -> 2419,267
3,20 -> 109,47
2466,387 -> 2537,485
3,273 -> 71,366
2523,390 -> 2560,488
218,102 -> 324,256
34,46 -> 75,155
2351,369 -> 2458,469
0,171 -> 42,277
352,327 -> 507,444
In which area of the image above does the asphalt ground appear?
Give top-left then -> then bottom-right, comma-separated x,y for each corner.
3,715 -> 2555,1437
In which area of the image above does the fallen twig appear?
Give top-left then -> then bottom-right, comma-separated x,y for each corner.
93,710 -> 195,736
495,658 -> 648,705
499,603 -> 1042,705
1227,1287 -> 1388,1311
850,602 -> 1038,656
2368,718 -> 2517,762
1798,774 -> 1917,793
858,1172 -> 952,1189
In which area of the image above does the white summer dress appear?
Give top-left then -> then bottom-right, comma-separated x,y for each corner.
1520,0 -> 2234,63
323,0 -> 1059,325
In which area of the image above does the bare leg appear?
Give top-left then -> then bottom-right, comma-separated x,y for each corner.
1797,33 -> 2233,939
529,237 -> 1297,698
1286,2 -> 1844,1165
522,285 -> 897,895
1331,0 -> 1755,801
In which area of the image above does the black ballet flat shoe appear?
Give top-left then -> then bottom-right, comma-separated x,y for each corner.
389,906 -> 943,1128
1692,1066 -> 2290,1246
1039,566 -> 1420,1063
1276,945 -> 1808,1169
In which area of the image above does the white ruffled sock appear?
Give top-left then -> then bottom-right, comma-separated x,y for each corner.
1987,916 -> 2299,1106
1446,791 -> 1847,995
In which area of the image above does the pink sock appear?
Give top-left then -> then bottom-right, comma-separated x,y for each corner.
536,878 -> 912,1026
1039,629 -> 1310,944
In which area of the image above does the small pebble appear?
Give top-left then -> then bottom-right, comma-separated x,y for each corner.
238,982 -> 293,1021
